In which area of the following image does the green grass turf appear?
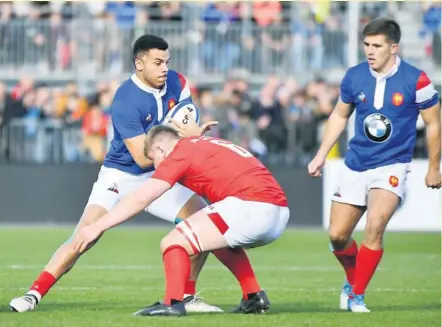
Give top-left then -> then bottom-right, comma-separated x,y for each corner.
0,227 -> 440,327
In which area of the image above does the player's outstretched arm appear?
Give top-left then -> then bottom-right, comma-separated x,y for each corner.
72,178 -> 172,253
420,102 -> 441,188
317,98 -> 353,158
308,98 -> 353,177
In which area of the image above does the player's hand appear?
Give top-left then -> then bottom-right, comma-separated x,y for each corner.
169,109 -> 219,137
308,155 -> 326,177
425,168 -> 441,189
199,120 -> 219,135
72,225 -> 103,253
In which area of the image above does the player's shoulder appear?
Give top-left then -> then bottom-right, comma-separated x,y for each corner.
341,62 -> 370,86
346,62 -> 370,78
398,59 -> 433,88
167,70 -> 187,89
167,138 -> 197,162
167,69 -> 186,82
113,76 -> 140,101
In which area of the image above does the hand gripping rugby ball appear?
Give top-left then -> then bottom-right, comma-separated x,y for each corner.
162,101 -> 200,126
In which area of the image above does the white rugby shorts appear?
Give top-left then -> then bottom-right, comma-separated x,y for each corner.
331,163 -> 410,206
86,166 -> 195,222
201,196 -> 290,249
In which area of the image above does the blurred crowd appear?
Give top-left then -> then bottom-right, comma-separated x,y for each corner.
0,74 -> 341,165
1,72 -> 437,166
0,1 -> 439,77
0,1 -> 440,165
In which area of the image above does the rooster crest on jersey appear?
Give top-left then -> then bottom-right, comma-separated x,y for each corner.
392,92 -> 404,106
168,99 -> 176,111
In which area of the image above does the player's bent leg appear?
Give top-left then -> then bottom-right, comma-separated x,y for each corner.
168,200 -> 284,314
148,189 -> 221,313
175,194 -> 211,286
46,204 -> 109,275
173,194 -> 221,313
349,189 -> 399,313
328,201 -> 366,311
134,223 -> 204,317
9,204 -> 108,313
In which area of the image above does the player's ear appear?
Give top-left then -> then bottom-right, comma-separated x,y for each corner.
391,43 -> 399,55
134,58 -> 144,71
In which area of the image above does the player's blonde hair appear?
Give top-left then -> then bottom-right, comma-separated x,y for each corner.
144,125 -> 180,159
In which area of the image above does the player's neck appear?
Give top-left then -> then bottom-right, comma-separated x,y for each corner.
375,55 -> 397,75
134,73 -> 162,91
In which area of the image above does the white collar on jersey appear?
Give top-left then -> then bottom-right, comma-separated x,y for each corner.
131,73 -> 167,96
369,55 -> 401,80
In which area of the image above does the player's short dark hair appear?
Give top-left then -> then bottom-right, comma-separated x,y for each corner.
362,18 -> 401,44
144,125 -> 179,158
133,34 -> 169,64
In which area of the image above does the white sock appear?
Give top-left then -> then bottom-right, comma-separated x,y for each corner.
27,290 -> 42,303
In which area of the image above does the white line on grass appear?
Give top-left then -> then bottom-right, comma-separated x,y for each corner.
0,286 -> 438,293
3,264 -> 439,274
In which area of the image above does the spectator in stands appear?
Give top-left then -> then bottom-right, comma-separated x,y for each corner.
200,2 -> 241,72
261,13 -> 291,73
422,2 -> 441,66
255,76 -> 288,156
81,104 -> 108,162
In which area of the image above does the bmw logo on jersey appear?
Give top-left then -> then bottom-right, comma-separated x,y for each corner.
363,113 -> 392,143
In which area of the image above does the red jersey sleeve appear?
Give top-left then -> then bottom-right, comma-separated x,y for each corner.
151,145 -> 191,186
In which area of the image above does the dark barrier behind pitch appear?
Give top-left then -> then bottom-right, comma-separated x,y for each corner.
0,164 -> 322,227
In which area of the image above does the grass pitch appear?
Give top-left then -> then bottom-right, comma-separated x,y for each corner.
0,227 -> 440,327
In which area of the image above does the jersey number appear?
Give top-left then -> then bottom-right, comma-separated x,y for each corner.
192,138 -> 253,158
209,139 -> 253,158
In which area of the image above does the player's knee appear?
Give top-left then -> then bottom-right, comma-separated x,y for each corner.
329,230 -> 350,250
160,231 -> 194,255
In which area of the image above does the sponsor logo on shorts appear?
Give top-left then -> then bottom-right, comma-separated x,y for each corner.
107,183 -> 119,194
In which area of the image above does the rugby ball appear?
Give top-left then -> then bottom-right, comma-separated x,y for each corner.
162,101 -> 200,126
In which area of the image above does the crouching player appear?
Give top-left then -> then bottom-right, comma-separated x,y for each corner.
73,126 -> 290,316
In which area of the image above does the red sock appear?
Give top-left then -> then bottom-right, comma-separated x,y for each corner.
213,247 -> 261,298
29,271 -> 57,298
184,280 -> 196,296
163,245 -> 190,305
353,245 -> 384,295
333,240 -> 358,286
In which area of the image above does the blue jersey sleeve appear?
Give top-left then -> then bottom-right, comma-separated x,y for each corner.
111,98 -> 145,139
340,68 -> 354,104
